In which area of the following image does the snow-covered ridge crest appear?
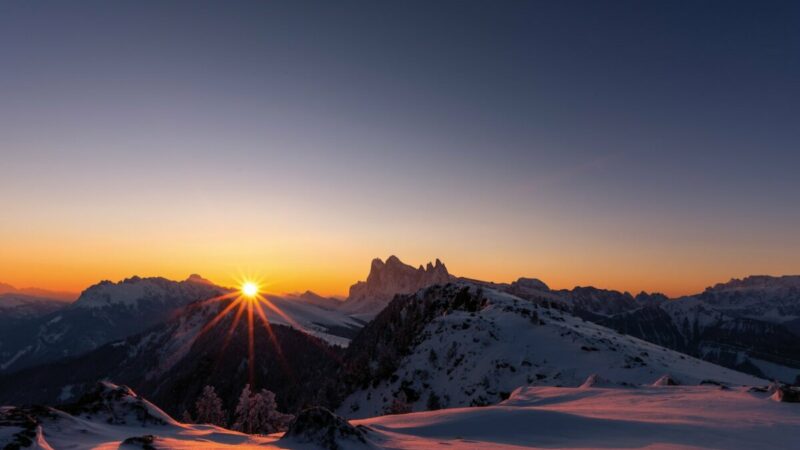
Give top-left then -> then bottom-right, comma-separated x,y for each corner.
339,282 -> 765,418
73,274 -> 226,309
707,275 -> 800,292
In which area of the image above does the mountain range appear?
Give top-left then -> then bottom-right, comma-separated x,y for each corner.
0,275 -> 227,373
0,281 -> 77,302
0,255 -> 798,423
487,276 -> 800,383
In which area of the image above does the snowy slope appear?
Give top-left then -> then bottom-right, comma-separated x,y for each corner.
0,382 -> 275,450
3,382 -> 798,449
352,385 -> 800,450
338,283 -> 765,419
497,275 -> 800,382
261,294 -> 364,346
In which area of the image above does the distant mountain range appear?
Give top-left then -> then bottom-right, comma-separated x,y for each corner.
0,293 -> 66,320
0,281 -> 77,302
0,255 -> 798,419
0,292 -> 69,373
0,275 -> 227,373
486,276 -> 800,383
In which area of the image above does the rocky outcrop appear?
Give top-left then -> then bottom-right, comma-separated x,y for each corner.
279,407 -> 374,450
340,256 -> 451,317
770,384 -> 800,403
652,374 -> 680,386
62,381 -> 173,426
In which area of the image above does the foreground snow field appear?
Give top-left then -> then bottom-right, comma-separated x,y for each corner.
3,383 -> 798,449
356,385 -> 800,449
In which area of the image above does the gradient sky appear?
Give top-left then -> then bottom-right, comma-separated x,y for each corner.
1,1 -> 799,298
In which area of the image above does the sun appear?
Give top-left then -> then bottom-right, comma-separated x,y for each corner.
193,273 -> 311,386
241,281 -> 259,298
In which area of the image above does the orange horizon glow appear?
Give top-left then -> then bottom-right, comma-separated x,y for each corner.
1,250 -> 799,302
2,2 -> 799,312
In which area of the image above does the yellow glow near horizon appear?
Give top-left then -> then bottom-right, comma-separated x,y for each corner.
241,281 -> 259,298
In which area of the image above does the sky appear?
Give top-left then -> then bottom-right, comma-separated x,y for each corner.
1,1 -> 799,298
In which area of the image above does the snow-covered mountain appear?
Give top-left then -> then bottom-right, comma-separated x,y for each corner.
0,275 -> 227,373
0,290 -> 352,417
490,276 -> 800,383
0,293 -> 66,320
0,293 -> 69,376
1,271 -> 797,449
0,281 -> 76,302
688,275 -> 800,331
340,255 -> 452,318
337,283 -> 764,419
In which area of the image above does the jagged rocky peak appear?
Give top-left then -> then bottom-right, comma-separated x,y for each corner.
341,256 -> 451,317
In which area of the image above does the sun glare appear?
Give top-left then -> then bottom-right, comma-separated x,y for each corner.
189,273 -> 317,385
242,281 -> 259,298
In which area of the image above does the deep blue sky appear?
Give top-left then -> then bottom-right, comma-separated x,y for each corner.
1,1 -> 799,295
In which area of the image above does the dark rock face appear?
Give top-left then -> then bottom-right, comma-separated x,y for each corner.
596,306 -> 690,354
771,384 -> 800,403
342,256 -> 451,317
653,374 -> 680,386
280,407 -> 372,450
0,406 -> 49,450
121,435 -> 157,450
61,382 -> 168,426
